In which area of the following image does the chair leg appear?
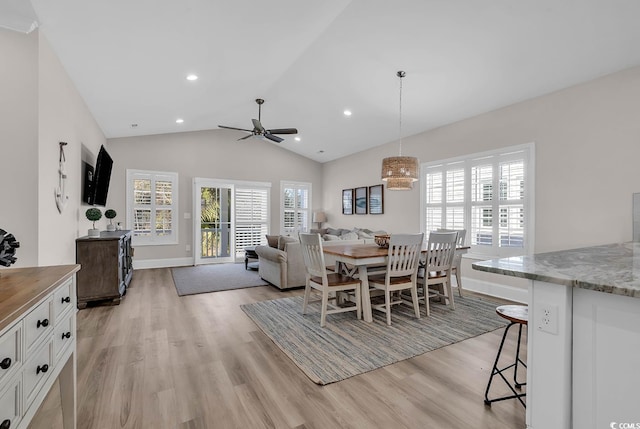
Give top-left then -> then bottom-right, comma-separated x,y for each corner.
355,285 -> 362,320
455,266 -> 463,297
445,279 -> 455,310
320,289 -> 329,327
385,289 -> 392,326
302,281 -> 311,314
411,285 -> 420,319
422,283 -> 430,317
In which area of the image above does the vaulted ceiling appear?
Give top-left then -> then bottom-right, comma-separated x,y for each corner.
3,0 -> 640,162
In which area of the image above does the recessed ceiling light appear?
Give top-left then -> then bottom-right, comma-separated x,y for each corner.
176,118 -> 184,124
186,74 -> 198,81
318,150 -> 325,154
343,110 -> 352,116
294,136 -> 301,142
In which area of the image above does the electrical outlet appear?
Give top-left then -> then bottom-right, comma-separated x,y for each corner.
537,303 -> 559,335
186,244 -> 191,252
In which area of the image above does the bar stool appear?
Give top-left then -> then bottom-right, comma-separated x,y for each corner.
484,304 -> 527,408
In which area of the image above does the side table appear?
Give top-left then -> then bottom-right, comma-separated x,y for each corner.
244,246 -> 259,270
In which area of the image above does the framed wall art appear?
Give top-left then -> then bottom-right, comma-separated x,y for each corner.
368,184 -> 384,214
355,187 -> 368,215
342,189 -> 354,215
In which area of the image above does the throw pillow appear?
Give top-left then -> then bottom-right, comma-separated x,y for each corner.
266,234 -> 279,248
341,231 -> 358,241
278,235 -> 297,250
324,234 -> 341,241
327,227 -> 340,236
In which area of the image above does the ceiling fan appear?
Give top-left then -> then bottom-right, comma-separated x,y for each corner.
218,98 -> 298,143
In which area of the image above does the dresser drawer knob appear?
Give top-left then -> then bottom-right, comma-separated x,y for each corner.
61,296 -> 71,303
36,364 -> 49,375
62,331 -> 71,339
0,419 -> 11,429
0,357 -> 11,370
36,319 -> 49,328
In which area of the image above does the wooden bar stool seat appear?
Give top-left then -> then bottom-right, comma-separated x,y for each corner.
484,304 -> 528,408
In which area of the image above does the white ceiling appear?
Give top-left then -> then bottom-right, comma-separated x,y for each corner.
4,0 -> 640,162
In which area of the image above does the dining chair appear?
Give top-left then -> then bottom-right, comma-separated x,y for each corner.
437,228 -> 467,296
418,231 -> 458,316
367,233 -> 424,326
299,233 -> 362,327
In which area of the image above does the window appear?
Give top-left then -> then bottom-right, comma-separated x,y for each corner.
126,170 -> 178,245
234,186 -> 269,258
281,181 -> 311,235
421,143 -> 534,257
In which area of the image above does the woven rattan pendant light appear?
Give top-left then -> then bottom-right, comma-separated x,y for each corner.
381,71 -> 419,190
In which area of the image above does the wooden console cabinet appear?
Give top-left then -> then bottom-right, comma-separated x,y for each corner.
0,264 -> 80,429
75,230 -> 133,308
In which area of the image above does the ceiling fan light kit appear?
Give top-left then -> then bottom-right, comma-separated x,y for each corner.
381,70 -> 419,191
218,98 -> 297,143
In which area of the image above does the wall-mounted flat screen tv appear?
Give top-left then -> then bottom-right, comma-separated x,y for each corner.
86,145 -> 113,206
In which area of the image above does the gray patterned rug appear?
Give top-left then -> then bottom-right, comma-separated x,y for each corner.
241,294 -> 506,385
172,263 -> 267,296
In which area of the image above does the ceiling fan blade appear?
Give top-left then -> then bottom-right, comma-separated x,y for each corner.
252,119 -> 265,133
264,133 -> 284,143
219,125 -> 253,132
237,134 -> 253,141
266,128 -> 298,135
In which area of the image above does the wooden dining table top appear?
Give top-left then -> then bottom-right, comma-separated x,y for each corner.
322,243 -> 470,259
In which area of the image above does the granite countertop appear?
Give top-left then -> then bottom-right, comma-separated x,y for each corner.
472,242 -> 640,298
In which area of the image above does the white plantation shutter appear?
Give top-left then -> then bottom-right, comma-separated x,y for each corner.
235,187 -> 269,255
127,170 -> 178,245
421,143 -> 534,257
281,181 -> 311,235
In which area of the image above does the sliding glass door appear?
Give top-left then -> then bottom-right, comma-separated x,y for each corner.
194,178 -> 270,265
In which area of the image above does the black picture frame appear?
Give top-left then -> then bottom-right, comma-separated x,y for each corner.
355,187 -> 368,215
342,189 -> 354,215
368,184 -> 384,215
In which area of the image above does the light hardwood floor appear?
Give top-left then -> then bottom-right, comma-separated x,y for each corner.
29,267 -> 526,428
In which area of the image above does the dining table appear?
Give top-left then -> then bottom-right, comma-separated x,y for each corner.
323,243 -> 469,322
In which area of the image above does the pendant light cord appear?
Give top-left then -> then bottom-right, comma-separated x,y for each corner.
397,71 -> 405,156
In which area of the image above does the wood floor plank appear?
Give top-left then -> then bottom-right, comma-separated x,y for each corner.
28,267 -> 526,428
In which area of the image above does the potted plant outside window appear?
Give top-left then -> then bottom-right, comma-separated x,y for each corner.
105,209 -> 117,231
86,208 -> 102,237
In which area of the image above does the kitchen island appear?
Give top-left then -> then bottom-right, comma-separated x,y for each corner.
473,242 -> 640,429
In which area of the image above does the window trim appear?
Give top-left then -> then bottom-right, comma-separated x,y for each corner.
126,169 -> 179,246
280,181 -> 312,235
420,142 -> 535,258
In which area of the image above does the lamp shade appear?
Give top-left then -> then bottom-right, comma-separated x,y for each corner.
381,156 -> 419,190
312,211 -> 327,223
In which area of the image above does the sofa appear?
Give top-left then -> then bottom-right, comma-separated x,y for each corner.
255,235 -> 305,290
254,228 -> 386,290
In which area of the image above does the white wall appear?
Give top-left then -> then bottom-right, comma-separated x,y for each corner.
0,28 -> 39,267
106,130 -> 323,265
37,33 -> 106,266
0,28 -> 106,268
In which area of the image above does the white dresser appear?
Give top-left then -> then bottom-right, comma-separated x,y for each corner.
0,265 -> 80,429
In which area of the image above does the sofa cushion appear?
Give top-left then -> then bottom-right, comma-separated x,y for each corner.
278,235 -> 297,250
266,234 -> 279,248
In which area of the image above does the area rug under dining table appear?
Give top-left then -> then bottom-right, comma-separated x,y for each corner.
240,294 -> 507,385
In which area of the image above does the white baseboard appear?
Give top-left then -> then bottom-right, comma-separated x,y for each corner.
133,257 -> 193,270
458,276 -> 528,303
